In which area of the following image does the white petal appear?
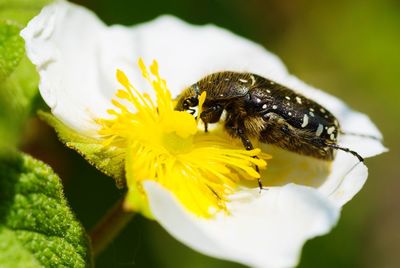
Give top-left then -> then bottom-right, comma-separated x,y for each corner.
318,153 -> 368,206
144,181 -> 340,268
21,0 -> 114,135
336,111 -> 387,158
118,16 -> 288,96
315,110 -> 386,206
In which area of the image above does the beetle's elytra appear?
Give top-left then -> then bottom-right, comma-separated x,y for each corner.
175,71 -> 364,167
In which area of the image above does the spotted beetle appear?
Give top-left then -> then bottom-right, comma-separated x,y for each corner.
175,71 -> 364,188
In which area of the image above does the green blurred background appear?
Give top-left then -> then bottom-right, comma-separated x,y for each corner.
9,0 -> 400,267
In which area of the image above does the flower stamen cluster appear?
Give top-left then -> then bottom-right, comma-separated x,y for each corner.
97,59 -> 269,217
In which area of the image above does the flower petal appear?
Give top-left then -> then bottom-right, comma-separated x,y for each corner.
20,0 -> 114,135
319,154 -> 369,206
144,181 -> 340,268
121,16 -> 288,97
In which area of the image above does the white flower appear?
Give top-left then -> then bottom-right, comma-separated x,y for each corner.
21,1 -> 386,267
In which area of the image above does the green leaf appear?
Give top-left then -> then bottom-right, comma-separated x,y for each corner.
39,111 -> 126,188
0,152 -> 92,267
0,21 -> 24,81
0,1 -> 51,151
0,20 -> 33,150
0,0 -> 52,25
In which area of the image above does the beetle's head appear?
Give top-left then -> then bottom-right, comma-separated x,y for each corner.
175,84 -> 200,113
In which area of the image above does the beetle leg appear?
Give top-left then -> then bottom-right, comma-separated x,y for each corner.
237,128 -> 254,150
224,117 -> 265,191
200,105 -> 223,133
234,126 -> 264,191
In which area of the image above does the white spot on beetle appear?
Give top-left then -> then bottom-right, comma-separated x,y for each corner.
255,97 -> 261,103
285,96 -> 291,100
239,78 -> 248,83
250,75 -> 256,86
324,115 -> 329,119
270,81 -> 275,85
220,110 -> 227,121
309,108 -> 315,112
330,134 -> 335,140
334,119 -> 339,126
288,112 -> 292,116
272,105 -> 278,109
320,108 -> 326,113
327,126 -> 336,134
224,78 -> 229,81
316,124 -> 324,136
296,96 -> 302,104
219,94 -> 224,97
262,104 -> 267,109
266,89 -> 271,93
301,114 -> 309,127
309,111 -> 315,117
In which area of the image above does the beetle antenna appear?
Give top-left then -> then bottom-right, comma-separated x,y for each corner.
326,143 -> 364,162
339,131 -> 382,141
327,160 -> 363,198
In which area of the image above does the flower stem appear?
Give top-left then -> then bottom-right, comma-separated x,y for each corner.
89,196 -> 135,257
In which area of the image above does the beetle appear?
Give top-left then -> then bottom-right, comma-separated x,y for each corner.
175,71 -> 364,188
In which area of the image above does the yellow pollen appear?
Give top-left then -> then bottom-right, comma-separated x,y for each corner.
97,59 -> 270,218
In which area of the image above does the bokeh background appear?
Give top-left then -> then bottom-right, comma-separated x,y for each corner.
12,0 -> 400,267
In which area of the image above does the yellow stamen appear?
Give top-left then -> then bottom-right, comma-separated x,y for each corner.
197,91 -> 207,124
97,59 -> 270,218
